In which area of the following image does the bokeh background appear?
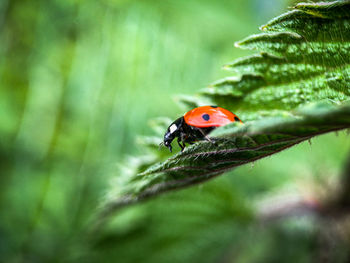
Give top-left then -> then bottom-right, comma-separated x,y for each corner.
1,0 -> 350,262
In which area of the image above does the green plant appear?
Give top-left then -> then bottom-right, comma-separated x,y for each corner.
96,0 -> 350,231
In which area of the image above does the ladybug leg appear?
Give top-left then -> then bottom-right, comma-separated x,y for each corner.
197,128 -> 214,143
204,135 -> 213,143
177,138 -> 185,151
178,131 -> 190,152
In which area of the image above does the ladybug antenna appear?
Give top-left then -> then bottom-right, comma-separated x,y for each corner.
159,142 -> 164,149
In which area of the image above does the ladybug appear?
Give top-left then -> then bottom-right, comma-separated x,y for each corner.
162,105 -> 242,152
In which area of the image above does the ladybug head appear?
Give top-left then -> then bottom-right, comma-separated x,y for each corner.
163,117 -> 183,152
163,125 -> 176,152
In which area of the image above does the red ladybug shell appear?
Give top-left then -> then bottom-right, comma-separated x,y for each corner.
183,106 -> 242,128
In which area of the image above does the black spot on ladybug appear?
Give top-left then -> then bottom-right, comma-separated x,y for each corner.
202,114 -> 210,121
211,105 -> 218,108
234,116 -> 240,122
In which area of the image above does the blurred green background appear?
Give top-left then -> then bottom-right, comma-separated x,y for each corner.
1,0 -> 350,262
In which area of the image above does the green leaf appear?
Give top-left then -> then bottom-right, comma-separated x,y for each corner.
97,0 -> 350,222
